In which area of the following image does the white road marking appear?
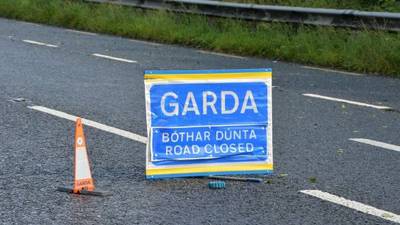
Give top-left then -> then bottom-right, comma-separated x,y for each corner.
92,53 -> 137,63
28,106 -> 147,144
66,29 -> 97,36
23,40 -> 58,48
129,39 -> 162,46
19,21 -> 41,27
303,93 -> 391,110
301,190 -> 400,224
197,50 -> 246,59
349,138 -> 400,153
302,66 -> 363,76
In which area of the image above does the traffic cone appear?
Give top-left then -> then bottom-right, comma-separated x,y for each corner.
73,118 -> 95,193
57,118 -> 110,196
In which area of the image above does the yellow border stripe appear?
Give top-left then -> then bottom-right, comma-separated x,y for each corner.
146,163 -> 273,175
144,72 -> 271,80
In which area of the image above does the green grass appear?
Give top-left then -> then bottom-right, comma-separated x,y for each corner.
0,0 -> 399,76
224,0 -> 400,12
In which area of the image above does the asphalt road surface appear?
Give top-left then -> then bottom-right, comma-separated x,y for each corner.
0,17 -> 399,225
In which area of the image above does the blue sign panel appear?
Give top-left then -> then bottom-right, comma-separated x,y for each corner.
150,82 -> 268,127
151,125 -> 267,162
144,68 -> 273,179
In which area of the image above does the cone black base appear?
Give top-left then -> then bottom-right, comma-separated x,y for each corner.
57,186 -> 112,196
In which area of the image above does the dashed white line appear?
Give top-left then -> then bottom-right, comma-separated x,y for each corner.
28,105 -> 147,144
301,190 -> 400,224
92,53 -> 137,63
302,66 -> 363,76
197,50 -> 246,59
303,93 -> 391,110
129,39 -> 162,47
349,138 -> 400,153
19,21 -> 41,27
23,39 -> 58,48
66,29 -> 97,36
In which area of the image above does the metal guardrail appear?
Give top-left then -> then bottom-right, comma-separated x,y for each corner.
86,0 -> 400,31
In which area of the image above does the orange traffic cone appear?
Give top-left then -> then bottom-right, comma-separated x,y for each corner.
57,118 -> 110,196
73,118 -> 95,193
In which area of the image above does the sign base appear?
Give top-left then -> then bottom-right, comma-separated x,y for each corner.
146,169 -> 272,179
208,175 -> 263,183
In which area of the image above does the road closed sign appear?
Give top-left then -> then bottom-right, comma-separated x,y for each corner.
144,68 -> 272,179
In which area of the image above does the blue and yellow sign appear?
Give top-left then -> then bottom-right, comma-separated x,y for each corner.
144,68 -> 272,179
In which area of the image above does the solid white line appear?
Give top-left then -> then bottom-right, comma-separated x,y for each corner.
349,138 -> 400,152
301,190 -> 400,224
303,93 -> 391,110
28,106 -> 147,144
302,66 -> 363,76
197,50 -> 246,59
92,53 -> 137,63
23,40 -> 58,48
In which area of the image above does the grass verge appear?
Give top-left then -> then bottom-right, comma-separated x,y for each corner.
0,0 -> 399,77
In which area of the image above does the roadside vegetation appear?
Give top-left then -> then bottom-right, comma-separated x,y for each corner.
224,0 -> 400,12
0,0 -> 399,76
